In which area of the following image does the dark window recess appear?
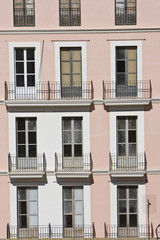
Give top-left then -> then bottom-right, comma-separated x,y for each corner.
115,0 -> 136,25
14,0 -> 35,27
59,0 -> 81,26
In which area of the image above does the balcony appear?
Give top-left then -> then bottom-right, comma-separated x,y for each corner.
5,81 -> 93,107
103,80 -> 151,106
55,153 -> 91,179
115,7 -> 136,25
14,8 -> 35,27
104,224 -> 152,238
59,8 -> 81,26
109,153 -> 146,178
7,224 -> 94,239
8,153 -> 46,179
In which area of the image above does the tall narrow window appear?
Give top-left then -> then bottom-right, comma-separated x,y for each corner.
117,117 -> 137,169
63,117 -> 82,157
59,0 -> 81,26
116,47 -> 137,97
117,186 -> 138,237
115,0 -> 136,25
63,187 -> 83,237
60,47 -> 82,98
16,118 -> 37,169
17,187 -> 38,237
14,0 -> 35,27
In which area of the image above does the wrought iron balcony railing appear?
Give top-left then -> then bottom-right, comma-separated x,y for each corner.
14,8 -> 35,27
104,224 -> 152,238
5,81 -> 93,101
109,153 -> 146,172
103,80 -> 151,100
8,153 -> 46,172
59,8 -> 81,26
115,7 -> 136,25
55,153 -> 91,172
7,224 -> 94,239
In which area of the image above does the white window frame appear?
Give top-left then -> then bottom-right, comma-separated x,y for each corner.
9,42 -> 41,84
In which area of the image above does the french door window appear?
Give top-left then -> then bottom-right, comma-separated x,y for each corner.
16,118 -> 37,169
63,187 -> 83,237
117,186 -> 138,237
63,117 -> 82,157
14,0 -> 35,27
60,47 -> 82,98
15,48 -> 35,88
115,0 -> 136,25
59,0 -> 81,26
116,47 -> 137,97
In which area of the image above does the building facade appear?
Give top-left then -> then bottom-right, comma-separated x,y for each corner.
0,0 -> 160,238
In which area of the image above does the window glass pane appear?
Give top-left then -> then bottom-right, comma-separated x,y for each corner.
18,145 -> 26,157
74,131 -> 82,143
129,131 -> 136,143
118,187 -> 126,199
64,145 -> 72,156
18,132 -> 25,144
118,119 -> 125,129
72,49 -> 81,61
74,119 -> 82,130
129,214 -> 137,227
19,216 -> 27,228
27,62 -> 35,73
119,215 -> 126,227
128,73 -> 137,83
16,62 -> 24,74
18,188 -> 26,200
75,201 -> 83,214
64,188 -> 72,199
61,62 -> 70,74
118,144 -> 126,155
116,48 -> 125,59
29,189 -> 37,201
29,145 -> 36,157
74,145 -> 82,157
72,62 -> 81,74
63,119 -> 71,130
28,120 -> 36,130
129,144 -> 136,155
119,200 -> 126,213
128,48 -> 136,60
128,118 -> 136,129
19,202 -> 27,215
29,216 -> 37,226
28,132 -> 36,144
16,75 -> 24,87
64,201 -> 72,214
118,131 -> 125,143
75,215 -> 83,226
16,49 -> 24,60
27,75 -> 35,86
29,202 -> 37,214
72,75 -> 81,85
116,74 -> 125,85
74,188 -> 83,200
129,200 -> 137,213
117,61 -> 125,72
128,61 -> 136,73
64,215 -> 72,228
27,49 -> 34,60
61,49 -> 70,61
62,75 -> 71,86
63,131 -> 71,143
129,187 -> 137,199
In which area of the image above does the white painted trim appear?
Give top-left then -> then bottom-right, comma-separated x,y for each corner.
55,41 -> 87,89
9,42 -> 41,84
147,169 -> 160,174
110,40 -> 142,98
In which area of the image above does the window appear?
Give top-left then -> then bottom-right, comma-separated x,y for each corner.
59,0 -> 81,26
14,0 -> 35,27
16,118 -> 37,168
116,47 -> 137,97
63,187 -> 83,237
63,117 -> 82,157
115,0 -> 136,25
117,186 -> 138,237
17,187 -> 38,237
117,116 -> 137,157
60,47 -> 82,98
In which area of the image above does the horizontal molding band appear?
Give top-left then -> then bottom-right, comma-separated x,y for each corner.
1,28 -> 160,35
